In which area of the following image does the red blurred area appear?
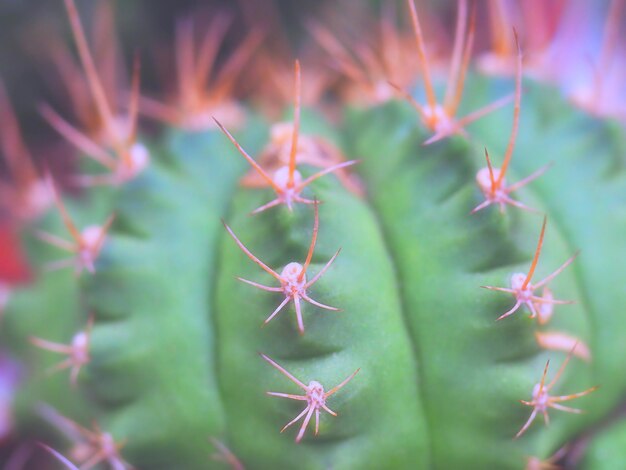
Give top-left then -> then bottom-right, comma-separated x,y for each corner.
0,222 -> 31,285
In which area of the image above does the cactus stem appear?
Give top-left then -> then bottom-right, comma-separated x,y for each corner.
515,346 -> 599,439
224,204 -> 340,334
261,354 -> 359,443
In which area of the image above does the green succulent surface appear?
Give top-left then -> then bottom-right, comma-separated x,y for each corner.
3,75 -> 625,470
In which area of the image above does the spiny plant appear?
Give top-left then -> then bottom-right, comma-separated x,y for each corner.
1,0 -> 625,469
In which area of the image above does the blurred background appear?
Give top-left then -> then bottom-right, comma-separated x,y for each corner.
0,0 -> 620,149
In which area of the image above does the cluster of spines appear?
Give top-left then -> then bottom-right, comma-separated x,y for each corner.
389,0 -> 600,457
469,15 -> 597,443
41,0 -> 149,188
213,0 -> 601,454
419,1 -> 599,443
218,60 -> 360,443
17,5 -> 362,465
213,62 -> 358,214
0,0 -> 265,465
137,13 -> 260,131
391,0 -> 514,145
223,203 -> 340,335
10,0 -> 146,467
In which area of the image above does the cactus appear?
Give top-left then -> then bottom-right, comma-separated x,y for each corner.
1,0 -> 625,469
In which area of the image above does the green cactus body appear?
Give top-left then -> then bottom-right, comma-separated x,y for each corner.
5,89 -> 624,468
2,2 -> 626,470
4,189 -> 115,428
